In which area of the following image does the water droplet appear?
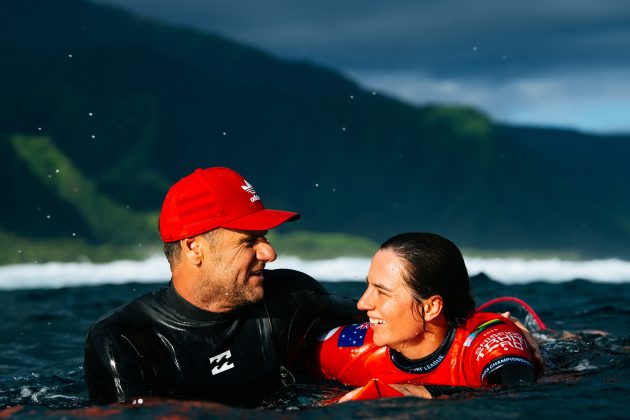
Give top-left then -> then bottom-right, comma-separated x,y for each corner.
349,95 -> 354,99
17,249 -> 22,254
315,183 -> 319,187
138,243 -> 142,247
72,232 -> 76,237
46,214 -> 51,219
37,127 -> 42,131
55,169 -> 60,173
222,132 -> 227,136
91,134 -> 96,139
371,91 -> 376,95
341,127 -> 347,131
473,46 -> 478,51
88,112 -> 93,116
68,54 -> 73,58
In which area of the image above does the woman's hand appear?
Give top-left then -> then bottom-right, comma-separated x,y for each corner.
337,387 -> 362,403
337,383 -> 432,403
389,384 -> 432,399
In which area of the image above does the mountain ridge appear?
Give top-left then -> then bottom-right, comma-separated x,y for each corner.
1,0 -> 629,263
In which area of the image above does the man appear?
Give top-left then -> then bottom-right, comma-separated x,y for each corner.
84,167 -> 363,405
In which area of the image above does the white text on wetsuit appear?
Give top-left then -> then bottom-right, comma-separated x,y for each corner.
209,350 -> 235,375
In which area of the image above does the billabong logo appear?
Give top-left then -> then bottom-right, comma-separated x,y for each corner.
209,350 -> 235,375
241,180 -> 260,202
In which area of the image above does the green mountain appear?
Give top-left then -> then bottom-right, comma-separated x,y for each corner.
1,0 -> 630,263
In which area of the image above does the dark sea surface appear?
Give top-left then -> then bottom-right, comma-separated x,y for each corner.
1,274 -> 628,419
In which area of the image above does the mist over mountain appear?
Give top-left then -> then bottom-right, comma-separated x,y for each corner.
2,0 -> 630,262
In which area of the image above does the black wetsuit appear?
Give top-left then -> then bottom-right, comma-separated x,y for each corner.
84,269 -> 363,405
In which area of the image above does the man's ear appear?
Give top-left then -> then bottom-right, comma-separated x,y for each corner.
181,236 -> 203,266
422,295 -> 444,323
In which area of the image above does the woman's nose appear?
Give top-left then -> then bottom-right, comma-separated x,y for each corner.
357,287 -> 374,311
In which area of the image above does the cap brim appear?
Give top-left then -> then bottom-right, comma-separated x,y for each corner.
221,209 -> 300,231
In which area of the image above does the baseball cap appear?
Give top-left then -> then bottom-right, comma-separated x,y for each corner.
159,167 -> 299,242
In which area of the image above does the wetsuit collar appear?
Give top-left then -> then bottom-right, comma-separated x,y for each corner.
389,327 -> 456,374
164,281 -> 242,322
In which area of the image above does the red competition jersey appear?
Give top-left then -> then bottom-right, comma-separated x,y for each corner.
312,312 -> 535,388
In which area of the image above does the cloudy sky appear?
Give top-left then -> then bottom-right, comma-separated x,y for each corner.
93,0 -> 630,133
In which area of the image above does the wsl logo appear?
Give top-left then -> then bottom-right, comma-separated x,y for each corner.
209,350 -> 235,375
241,180 -> 260,202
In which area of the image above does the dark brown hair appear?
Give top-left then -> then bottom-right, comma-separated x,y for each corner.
380,232 -> 475,328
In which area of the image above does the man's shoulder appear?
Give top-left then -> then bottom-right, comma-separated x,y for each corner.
263,268 -> 326,294
87,287 -> 165,337
261,269 -> 330,319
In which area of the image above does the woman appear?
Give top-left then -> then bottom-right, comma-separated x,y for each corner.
309,233 -> 538,401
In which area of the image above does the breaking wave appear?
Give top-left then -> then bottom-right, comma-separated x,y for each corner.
1,255 -> 630,290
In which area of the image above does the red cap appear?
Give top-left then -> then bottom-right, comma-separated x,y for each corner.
159,167 -> 299,242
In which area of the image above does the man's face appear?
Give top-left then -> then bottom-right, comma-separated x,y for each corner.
199,229 -> 277,310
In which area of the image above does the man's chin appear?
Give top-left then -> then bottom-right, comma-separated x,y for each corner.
244,286 -> 264,304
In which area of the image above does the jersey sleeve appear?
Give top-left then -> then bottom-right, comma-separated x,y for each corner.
305,322 -> 379,386
466,316 -> 536,387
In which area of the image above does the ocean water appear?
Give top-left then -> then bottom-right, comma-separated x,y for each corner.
0,258 -> 629,419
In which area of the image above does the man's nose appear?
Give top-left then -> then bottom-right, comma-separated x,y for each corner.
256,241 -> 277,262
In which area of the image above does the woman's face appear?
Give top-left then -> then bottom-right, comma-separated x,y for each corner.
358,249 -> 424,352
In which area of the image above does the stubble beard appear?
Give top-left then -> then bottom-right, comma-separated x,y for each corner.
195,273 -> 264,310
236,271 -> 265,305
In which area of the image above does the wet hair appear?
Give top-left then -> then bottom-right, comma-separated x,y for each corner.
380,232 -> 475,328
161,229 -> 221,269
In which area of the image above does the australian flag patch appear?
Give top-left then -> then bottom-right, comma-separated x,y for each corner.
337,323 -> 369,347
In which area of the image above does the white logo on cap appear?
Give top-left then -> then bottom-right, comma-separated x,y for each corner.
241,180 -> 260,202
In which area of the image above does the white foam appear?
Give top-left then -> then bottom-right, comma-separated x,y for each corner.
464,257 -> 630,283
0,254 -> 629,290
0,255 -> 170,290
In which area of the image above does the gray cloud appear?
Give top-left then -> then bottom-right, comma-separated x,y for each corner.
353,68 -> 630,132
91,0 -> 630,132
92,0 -> 630,74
